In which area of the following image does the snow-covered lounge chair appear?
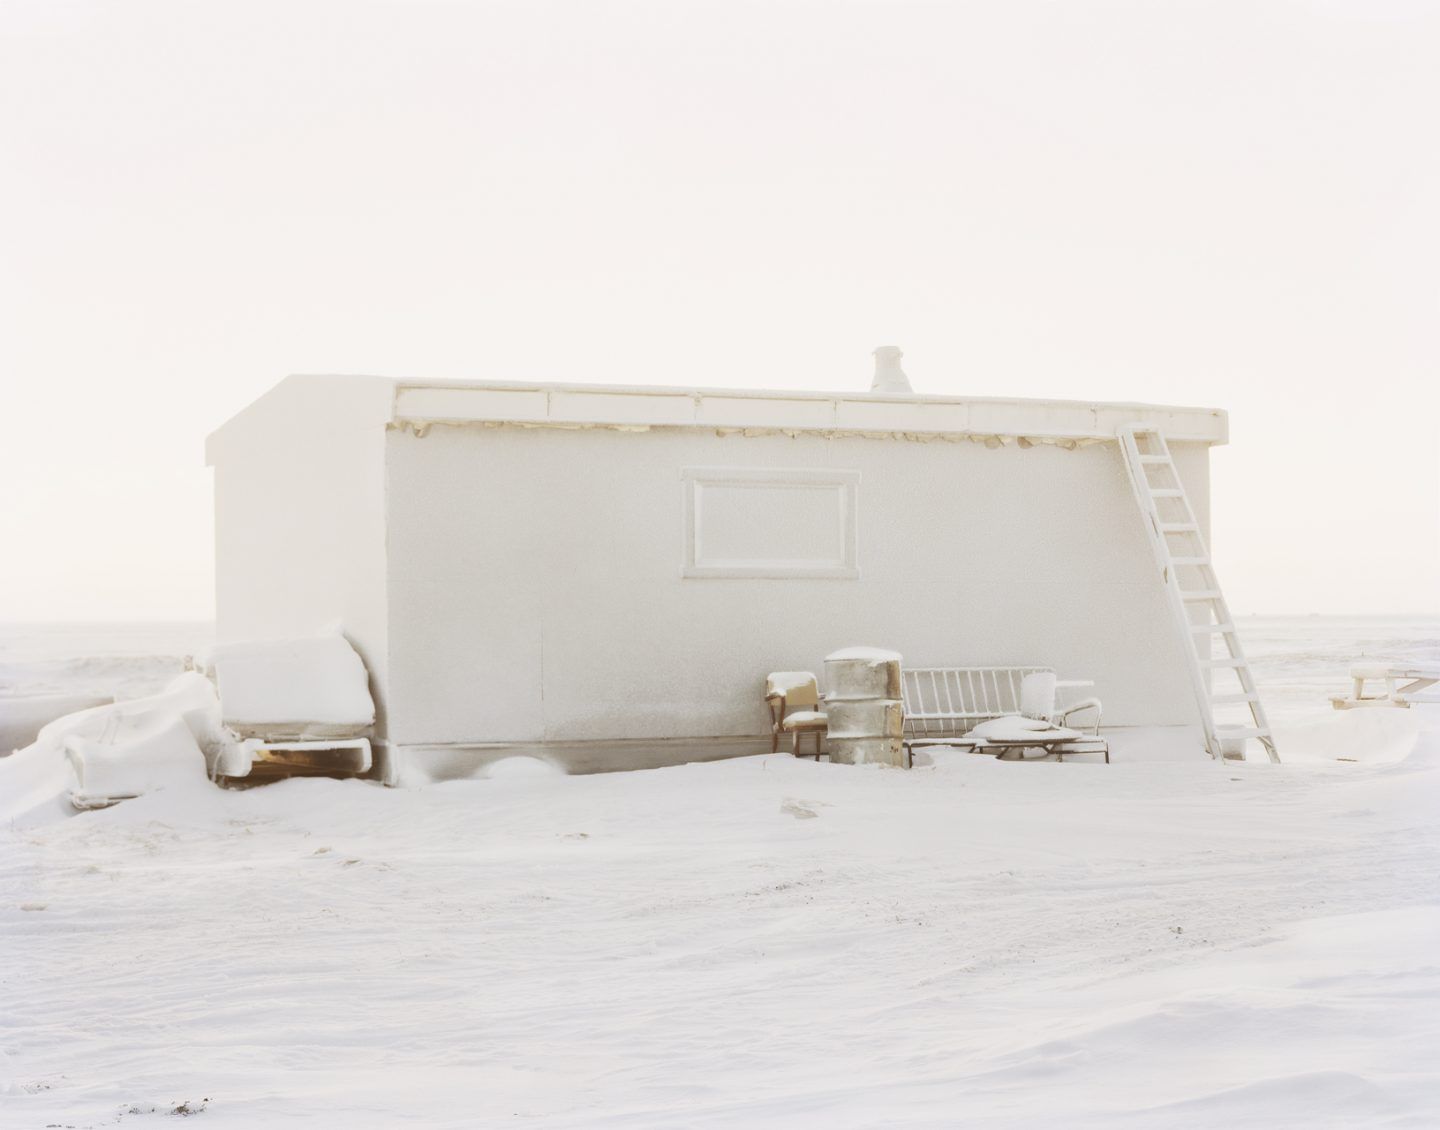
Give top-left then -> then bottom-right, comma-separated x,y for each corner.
1330,665 -> 1440,711
765,671 -> 828,759
900,666 -> 1107,762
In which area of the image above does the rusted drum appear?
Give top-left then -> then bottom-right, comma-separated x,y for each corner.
823,647 -> 905,767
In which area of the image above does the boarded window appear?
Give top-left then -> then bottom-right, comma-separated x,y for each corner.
681,467 -> 860,579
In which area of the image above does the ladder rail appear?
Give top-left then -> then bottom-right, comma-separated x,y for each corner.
1117,425 -> 1280,763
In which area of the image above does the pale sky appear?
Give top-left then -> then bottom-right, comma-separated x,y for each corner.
2,0 -> 1437,621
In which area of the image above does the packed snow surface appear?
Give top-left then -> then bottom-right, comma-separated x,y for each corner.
4,713 -> 1439,1126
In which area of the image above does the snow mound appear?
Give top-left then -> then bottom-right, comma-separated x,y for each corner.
67,712 -> 207,808
1275,705 -> 1436,766
1,635 -> 382,822
484,756 -> 563,780
970,714 -> 1057,740
0,673 -> 224,824
0,693 -> 112,754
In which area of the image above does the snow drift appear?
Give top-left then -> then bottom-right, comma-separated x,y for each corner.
0,633 -> 375,821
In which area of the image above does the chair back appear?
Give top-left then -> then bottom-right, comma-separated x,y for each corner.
1019,671 -> 1057,720
766,671 -> 819,708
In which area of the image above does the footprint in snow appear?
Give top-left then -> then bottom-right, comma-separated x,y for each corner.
780,799 -> 818,820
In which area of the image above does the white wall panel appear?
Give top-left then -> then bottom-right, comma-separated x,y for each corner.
384,425 -> 1213,748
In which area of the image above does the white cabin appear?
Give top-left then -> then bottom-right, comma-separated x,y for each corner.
206,374 -> 1228,779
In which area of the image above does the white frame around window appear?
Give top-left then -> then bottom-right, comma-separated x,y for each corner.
681,467 -> 861,579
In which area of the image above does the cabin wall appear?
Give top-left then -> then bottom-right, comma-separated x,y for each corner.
384,424 -> 1211,754
207,376 -> 394,732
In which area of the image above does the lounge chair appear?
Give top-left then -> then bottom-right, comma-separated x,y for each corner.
900,666 -> 1107,763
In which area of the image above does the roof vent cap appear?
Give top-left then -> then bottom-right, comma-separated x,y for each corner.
870,346 -> 912,394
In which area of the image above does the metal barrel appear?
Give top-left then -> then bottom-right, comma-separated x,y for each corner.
823,648 -> 905,767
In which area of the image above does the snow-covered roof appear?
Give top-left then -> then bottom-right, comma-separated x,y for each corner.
208,375 -> 1228,461
392,379 -> 1227,444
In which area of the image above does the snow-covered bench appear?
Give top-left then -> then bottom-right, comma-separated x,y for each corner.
900,666 -> 1106,762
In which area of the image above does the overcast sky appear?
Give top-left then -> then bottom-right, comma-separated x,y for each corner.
2,0 -> 1436,621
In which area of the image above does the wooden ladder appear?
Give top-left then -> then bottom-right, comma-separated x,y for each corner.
1117,424 -> 1280,763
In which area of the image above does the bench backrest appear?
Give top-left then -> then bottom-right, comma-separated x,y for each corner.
901,667 -> 1053,737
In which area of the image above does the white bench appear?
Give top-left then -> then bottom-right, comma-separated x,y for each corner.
900,666 -> 1106,762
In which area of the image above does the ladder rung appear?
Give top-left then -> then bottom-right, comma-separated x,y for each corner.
1150,489 -> 1184,498
1190,622 -> 1236,634
1215,726 -> 1270,741
1200,657 -> 1246,669
1160,523 -> 1199,532
1210,692 -> 1258,704
1171,556 -> 1211,566
1180,589 -> 1221,602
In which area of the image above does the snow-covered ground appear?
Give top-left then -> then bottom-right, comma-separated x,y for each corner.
3,618 -> 1439,1127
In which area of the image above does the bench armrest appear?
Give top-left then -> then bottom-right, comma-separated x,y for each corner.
1059,697 -> 1103,735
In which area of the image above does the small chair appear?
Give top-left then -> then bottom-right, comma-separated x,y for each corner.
765,672 -> 828,759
